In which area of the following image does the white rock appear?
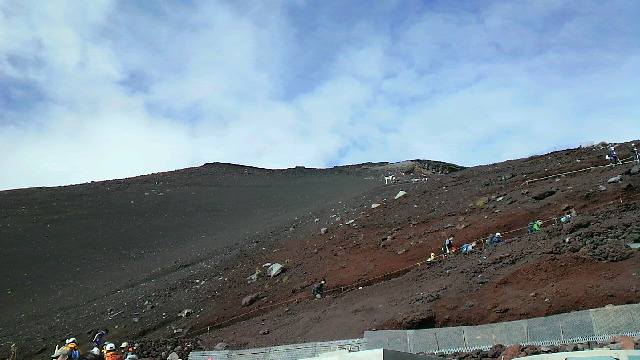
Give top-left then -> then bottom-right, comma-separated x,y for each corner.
267,263 -> 284,277
247,272 -> 259,283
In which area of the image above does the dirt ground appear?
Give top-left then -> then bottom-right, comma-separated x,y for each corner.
1,144 -> 639,360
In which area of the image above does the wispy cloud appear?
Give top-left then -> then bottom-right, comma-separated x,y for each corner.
1,0 -> 639,190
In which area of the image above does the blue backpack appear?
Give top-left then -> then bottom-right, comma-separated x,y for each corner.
527,222 -> 535,233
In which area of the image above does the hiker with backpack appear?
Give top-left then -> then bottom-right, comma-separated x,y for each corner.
526,221 -> 535,233
442,235 -> 454,255
631,143 -> 639,163
51,338 -> 81,360
527,220 -> 543,233
533,220 -> 542,231
607,146 -> 622,166
89,329 -> 108,349
312,278 -> 326,298
460,241 -> 476,253
103,343 -> 123,360
120,342 -> 138,360
489,233 -> 502,244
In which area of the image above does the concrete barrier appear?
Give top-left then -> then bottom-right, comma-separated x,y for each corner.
364,303 -> 640,353
189,303 -> 640,360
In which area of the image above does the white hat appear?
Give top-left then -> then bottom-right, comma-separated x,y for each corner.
105,343 -> 116,351
495,232 -> 501,236
120,342 -> 129,349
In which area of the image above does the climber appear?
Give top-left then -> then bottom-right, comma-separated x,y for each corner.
89,329 -> 108,349
607,146 -> 622,166
631,143 -> 639,163
120,342 -> 138,360
442,235 -> 454,255
52,338 -> 81,360
526,221 -> 535,233
460,241 -> 476,253
103,343 -> 123,360
312,278 -> 326,298
489,233 -> 503,244
533,220 -> 543,231
426,252 -> 436,262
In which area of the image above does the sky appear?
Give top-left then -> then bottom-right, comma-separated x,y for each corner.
1,0 -> 639,191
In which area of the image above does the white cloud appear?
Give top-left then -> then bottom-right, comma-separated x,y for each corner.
1,0 -> 639,190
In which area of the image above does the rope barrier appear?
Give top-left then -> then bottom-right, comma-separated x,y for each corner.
522,157 -> 636,186
184,161 -> 640,338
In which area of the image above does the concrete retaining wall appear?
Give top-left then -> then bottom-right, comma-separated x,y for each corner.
189,303 -> 640,360
364,303 -> 640,353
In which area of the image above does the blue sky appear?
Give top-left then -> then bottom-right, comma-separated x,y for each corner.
1,0 -> 639,190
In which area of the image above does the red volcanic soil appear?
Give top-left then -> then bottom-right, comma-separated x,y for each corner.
1,144 -> 639,359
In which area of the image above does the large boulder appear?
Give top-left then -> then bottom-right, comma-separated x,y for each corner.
247,272 -> 259,283
532,189 -> 556,200
213,342 -> 228,350
241,293 -> 260,306
499,344 -> 522,360
608,175 -> 622,183
394,191 -> 407,199
607,335 -> 636,350
267,263 -> 284,277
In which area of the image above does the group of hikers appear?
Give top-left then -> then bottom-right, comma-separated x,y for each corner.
423,143 -> 640,260
51,330 -> 138,360
426,218 -> 548,262
607,144 -> 639,166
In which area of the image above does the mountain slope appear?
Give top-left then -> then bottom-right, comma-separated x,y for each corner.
1,145 -> 639,360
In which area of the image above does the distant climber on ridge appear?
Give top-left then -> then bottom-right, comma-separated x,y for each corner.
631,143 -> 639,163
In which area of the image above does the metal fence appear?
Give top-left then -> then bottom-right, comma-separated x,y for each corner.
364,303 -> 640,353
189,303 -> 640,360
